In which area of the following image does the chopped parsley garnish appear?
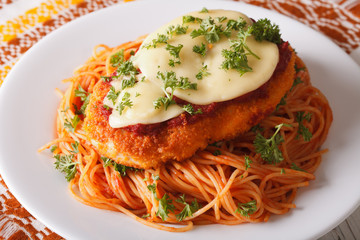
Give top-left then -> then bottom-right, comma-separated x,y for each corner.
224,17 -> 247,32
251,124 -> 264,133
290,163 -> 306,172
72,104 -> 82,116
244,155 -> 252,170
235,200 -> 257,217
295,64 -> 306,73
152,174 -> 160,181
117,92 -> 133,115
275,95 -> 287,111
154,71 -> 197,110
290,76 -> 304,91
121,77 -> 137,90
54,154 -> 77,182
147,182 -> 159,199
110,49 -> 124,67
221,27 -> 260,76
64,115 -> 80,133
106,86 -> 120,105
141,213 -> 151,218
147,183 -> 157,195
165,43 -> 183,67
254,123 -> 290,164
50,145 -> 58,153
251,18 -> 281,44
74,85 -> 89,101
117,60 -> 138,76
101,156 -> 139,176
190,16 -> 224,43
175,194 -> 200,221
166,24 -> 188,36
144,34 -> 169,49
190,16 -> 247,43
295,111 -> 313,141
200,7 -> 209,13
102,58 -> 139,92
182,104 -> 202,115
101,76 -> 112,82
216,16 -> 227,23
156,193 -> 176,221
74,84 -> 91,115
116,60 -> 138,90
101,157 -> 113,167
70,141 -> 79,154
193,42 -> 207,56
153,96 -> 174,111
182,15 -> 202,24
195,64 -> 210,80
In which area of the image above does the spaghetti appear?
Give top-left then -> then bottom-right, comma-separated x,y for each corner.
39,37 -> 332,232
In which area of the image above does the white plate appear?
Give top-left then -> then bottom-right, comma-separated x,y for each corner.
1,0 -> 360,239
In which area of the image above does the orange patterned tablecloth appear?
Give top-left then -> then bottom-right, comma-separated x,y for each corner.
0,0 -> 359,239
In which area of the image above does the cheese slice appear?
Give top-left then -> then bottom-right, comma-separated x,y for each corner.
108,78 -> 184,128
133,9 -> 279,104
107,9 -> 279,128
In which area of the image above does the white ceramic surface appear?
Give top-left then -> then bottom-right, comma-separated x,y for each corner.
0,0 -> 360,239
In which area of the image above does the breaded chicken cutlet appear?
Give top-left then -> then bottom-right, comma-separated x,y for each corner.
83,10 -> 297,169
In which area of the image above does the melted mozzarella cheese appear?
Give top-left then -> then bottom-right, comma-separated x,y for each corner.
133,9 -> 279,104
108,78 -> 184,128
107,9 -> 279,128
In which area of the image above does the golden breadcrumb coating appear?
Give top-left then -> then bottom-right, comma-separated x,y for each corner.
84,48 -> 296,169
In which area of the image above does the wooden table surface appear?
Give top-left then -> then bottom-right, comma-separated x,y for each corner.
0,0 -> 359,239
321,207 -> 360,240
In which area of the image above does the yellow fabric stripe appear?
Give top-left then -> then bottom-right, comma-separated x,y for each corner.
0,0 -> 84,43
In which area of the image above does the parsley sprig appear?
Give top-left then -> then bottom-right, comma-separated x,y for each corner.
117,60 -> 138,90
291,77 -> 304,91
254,123 -> 290,164
153,71 -> 197,110
195,64 -> 210,80
144,34 -> 169,49
193,43 -> 207,56
54,154 -> 78,182
235,200 -> 257,217
165,43 -> 183,67
291,162 -> 306,172
106,86 -> 120,105
64,115 -> 80,133
190,16 -> 225,43
116,92 -> 133,115
166,24 -> 188,36
175,194 -> 200,221
182,15 -> 202,24
70,141 -> 79,154
74,85 -> 91,115
110,49 -> 125,67
144,25 -> 188,50
251,18 -> 281,44
101,157 -> 139,176
221,27 -> 260,76
182,104 -> 202,115
244,155 -> 252,170
190,16 -> 247,44
156,193 -> 176,221
295,111 -> 313,141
